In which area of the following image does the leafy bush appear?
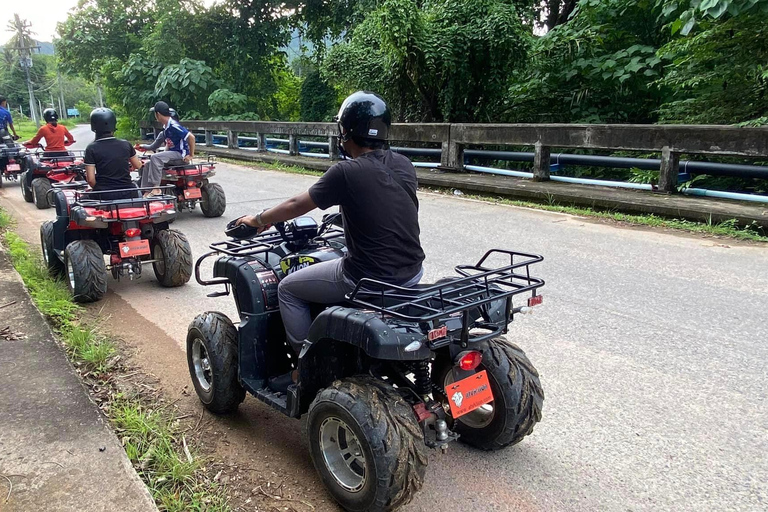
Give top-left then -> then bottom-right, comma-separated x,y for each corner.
208,89 -> 248,116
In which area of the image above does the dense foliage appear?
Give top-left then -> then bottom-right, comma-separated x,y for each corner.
42,0 -> 768,131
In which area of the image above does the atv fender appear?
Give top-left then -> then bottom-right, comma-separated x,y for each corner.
305,306 -> 432,361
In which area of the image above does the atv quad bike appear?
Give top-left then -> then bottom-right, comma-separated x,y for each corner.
0,129 -> 24,187
40,185 -> 193,303
138,152 -> 225,217
20,144 -> 84,209
189,215 -> 545,511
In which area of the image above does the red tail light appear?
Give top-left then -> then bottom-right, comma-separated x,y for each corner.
125,228 -> 141,238
457,351 -> 482,371
187,181 -> 196,187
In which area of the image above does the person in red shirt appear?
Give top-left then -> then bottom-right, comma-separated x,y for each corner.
24,109 -> 75,157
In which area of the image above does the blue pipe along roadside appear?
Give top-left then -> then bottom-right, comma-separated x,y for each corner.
143,132 -> 768,204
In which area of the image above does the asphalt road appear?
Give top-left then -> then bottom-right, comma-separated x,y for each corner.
2,124 -> 767,511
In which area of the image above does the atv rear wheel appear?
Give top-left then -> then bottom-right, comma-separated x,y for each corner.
434,338 -> 543,451
200,182 -> 226,217
40,221 -> 64,276
152,229 -> 192,287
186,312 -> 245,414
64,240 -> 107,303
20,171 -> 33,202
307,376 -> 428,512
31,178 -> 52,209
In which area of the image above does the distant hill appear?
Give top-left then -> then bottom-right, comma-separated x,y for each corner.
37,40 -> 55,55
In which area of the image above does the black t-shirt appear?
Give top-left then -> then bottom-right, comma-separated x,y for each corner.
84,137 -> 135,191
309,149 -> 425,283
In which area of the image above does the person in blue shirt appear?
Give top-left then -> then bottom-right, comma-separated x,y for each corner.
0,96 -> 20,140
141,101 -> 195,196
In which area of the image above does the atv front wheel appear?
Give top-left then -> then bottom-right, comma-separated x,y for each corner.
31,178 -> 52,209
64,240 -> 107,303
152,229 -> 192,287
307,376 -> 428,512
434,338 -> 543,451
200,182 -> 226,217
186,312 -> 245,414
40,221 -> 64,276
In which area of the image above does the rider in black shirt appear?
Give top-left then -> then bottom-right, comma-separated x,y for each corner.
84,108 -> 143,201
236,91 -> 425,391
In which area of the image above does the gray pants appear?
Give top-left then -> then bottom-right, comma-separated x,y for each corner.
141,151 -> 180,188
278,258 -> 423,352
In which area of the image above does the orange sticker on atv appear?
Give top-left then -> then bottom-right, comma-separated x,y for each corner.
184,188 -> 202,199
444,370 -> 493,419
119,240 -> 150,257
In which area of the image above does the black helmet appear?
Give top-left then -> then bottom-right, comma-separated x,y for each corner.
335,91 -> 391,143
90,108 -> 117,134
43,108 -> 58,123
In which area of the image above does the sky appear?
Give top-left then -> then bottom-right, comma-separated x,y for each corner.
1,1 -> 218,45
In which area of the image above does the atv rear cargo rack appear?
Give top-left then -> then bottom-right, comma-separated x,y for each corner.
347,249 -> 544,325
72,185 -> 177,221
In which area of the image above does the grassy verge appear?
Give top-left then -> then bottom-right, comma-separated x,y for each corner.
421,186 -> 768,242
0,213 -> 230,512
207,154 -> 767,242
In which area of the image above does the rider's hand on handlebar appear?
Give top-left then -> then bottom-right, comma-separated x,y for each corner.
12,135 -> 19,141
236,215 -> 271,233
184,155 -> 193,164
65,141 -> 75,146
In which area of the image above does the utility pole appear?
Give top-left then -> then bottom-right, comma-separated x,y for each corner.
57,69 -> 67,119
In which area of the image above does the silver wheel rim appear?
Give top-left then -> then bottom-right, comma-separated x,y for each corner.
319,416 -> 367,492
42,235 -> 49,265
444,370 -> 495,429
66,258 -> 75,291
153,243 -> 165,276
191,338 -> 212,393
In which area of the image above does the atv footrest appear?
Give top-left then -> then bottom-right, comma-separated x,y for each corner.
242,379 -> 301,418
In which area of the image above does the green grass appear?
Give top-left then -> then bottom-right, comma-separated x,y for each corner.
12,117 -> 80,140
0,210 -> 230,512
423,187 -> 768,242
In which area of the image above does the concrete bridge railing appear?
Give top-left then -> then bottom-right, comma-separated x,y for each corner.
141,121 -> 768,193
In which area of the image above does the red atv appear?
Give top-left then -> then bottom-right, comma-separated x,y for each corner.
137,151 -> 225,217
40,185 -> 192,303
20,143 -> 85,209
0,129 -> 25,187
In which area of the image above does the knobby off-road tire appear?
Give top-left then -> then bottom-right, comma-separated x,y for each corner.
20,171 -> 33,202
435,338 -> 543,451
64,240 -> 107,303
32,177 -> 52,209
152,229 -> 192,287
40,221 -> 64,276
307,376 -> 428,512
186,312 -> 245,414
200,182 -> 226,217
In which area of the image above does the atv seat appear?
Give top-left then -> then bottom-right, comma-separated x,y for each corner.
163,158 -> 188,168
82,201 -> 174,220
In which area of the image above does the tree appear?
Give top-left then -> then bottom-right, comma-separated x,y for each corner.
323,0 -> 530,122
300,70 -> 338,121
507,0 -> 668,123
655,0 -> 768,123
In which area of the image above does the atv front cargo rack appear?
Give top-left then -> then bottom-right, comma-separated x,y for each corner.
347,249 -> 544,324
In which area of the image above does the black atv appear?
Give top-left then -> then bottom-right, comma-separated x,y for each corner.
189,215 -> 545,511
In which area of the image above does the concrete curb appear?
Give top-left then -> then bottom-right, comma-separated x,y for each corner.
0,246 -> 158,512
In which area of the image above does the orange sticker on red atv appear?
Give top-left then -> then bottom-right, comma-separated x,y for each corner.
444,370 -> 493,419
119,240 -> 150,257
184,188 -> 202,199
